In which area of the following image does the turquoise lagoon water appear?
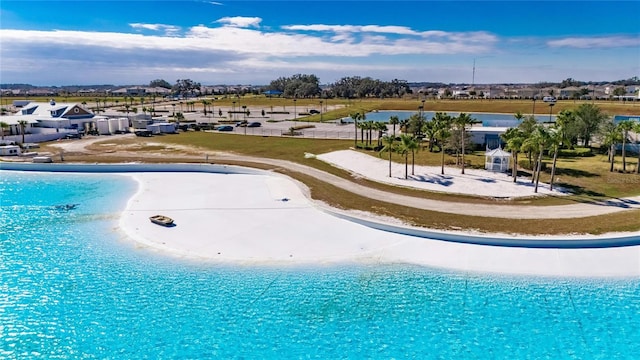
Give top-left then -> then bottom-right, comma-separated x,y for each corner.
1,171 -> 639,359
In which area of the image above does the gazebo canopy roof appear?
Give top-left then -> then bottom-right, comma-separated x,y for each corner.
485,147 -> 511,157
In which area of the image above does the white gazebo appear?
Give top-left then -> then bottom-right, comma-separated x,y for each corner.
485,147 -> 511,172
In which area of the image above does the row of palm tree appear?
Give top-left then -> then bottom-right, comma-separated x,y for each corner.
500,107 -> 640,193
501,116 -> 567,192
376,112 -> 477,179
601,119 -> 640,174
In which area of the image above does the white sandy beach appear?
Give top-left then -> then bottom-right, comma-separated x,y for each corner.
119,170 -> 640,277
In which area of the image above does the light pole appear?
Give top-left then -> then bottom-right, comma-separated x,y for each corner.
532,98 -> 536,115
548,102 -> 555,123
319,100 -> 323,122
418,100 -> 425,139
293,98 -> 297,126
242,105 -> 247,135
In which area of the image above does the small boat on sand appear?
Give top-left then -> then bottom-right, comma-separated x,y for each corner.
149,215 -> 174,227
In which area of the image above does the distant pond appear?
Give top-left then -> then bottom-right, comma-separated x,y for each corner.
340,111 -> 557,127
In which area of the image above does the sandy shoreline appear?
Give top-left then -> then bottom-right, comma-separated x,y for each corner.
119,171 -> 640,277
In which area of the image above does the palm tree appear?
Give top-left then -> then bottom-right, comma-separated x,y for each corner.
364,121 -> 374,145
634,121 -> 640,175
379,134 -> 396,177
432,112 -> 452,175
501,127 -> 525,183
574,103 -> 608,147
514,111 -> 524,122
518,115 -> 538,166
17,120 -> 28,143
532,126 -> 551,193
174,112 -> 185,125
389,115 -> 399,137
399,118 -> 410,134
617,120 -> 635,173
398,134 -> 414,179
547,126 -> 565,191
423,120 -> 437,152
0,121 -> 8,140
453,113 -> 476,174
408,135 -> 420,175
600,121 -> 621,172
374,122 -> 388,147
350,111 -> 364,148
202,99 -> 209,116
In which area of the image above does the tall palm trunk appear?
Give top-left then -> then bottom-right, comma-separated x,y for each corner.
636,134 -> 640,175
621,133 -> 627,173
549,147 -> 559,191
512,151 -> 518,183
411,150 -> 415,175
460,129 -> 466,174
534,148 -> 544,193
404,153 -> 408,179
388,149 -> 392,177
441,148 -> 446,175
354,120 -> 358,147
610,143 -> 615,172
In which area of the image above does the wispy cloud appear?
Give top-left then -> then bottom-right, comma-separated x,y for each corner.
216,16 -> 262,28
129,23 -> 181,36
548,35 -> 640,49
283,24 -> 419,36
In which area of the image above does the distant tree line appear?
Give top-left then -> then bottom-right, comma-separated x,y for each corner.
264,74 -> 411,99
533,76 -> 640,89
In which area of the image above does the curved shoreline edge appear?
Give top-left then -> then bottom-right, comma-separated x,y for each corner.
3,161 -> 639,249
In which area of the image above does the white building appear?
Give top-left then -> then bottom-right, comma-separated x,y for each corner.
0,100 -> 96,142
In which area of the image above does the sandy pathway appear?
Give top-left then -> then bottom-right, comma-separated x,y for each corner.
46,136 -> 640,220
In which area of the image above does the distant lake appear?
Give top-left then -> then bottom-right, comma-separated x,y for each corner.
341,111 -> 556,127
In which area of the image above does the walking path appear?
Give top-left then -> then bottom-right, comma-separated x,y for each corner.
40,135 -> 640,220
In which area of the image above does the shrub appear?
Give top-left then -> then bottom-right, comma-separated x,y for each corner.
558,147 -> 593,157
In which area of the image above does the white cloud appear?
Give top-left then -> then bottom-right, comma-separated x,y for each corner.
216,16 -> 262,28
283,24 -> 419,36
2,19 -> 637,85
548,36 -> 640,49
129,23 -> 181,36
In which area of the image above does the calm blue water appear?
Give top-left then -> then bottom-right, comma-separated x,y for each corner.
342,111 -> 557,127
2,171 -> 640,359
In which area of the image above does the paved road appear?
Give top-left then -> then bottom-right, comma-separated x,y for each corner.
46,135 -> 640,220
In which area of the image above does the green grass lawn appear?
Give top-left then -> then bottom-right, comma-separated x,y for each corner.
71,131 -> 640,234
111,132 -> 640,202
30,96 -> 640,234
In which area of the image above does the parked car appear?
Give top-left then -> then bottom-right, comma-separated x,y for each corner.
543,96 -> 557,103
247,122 -> 262,128
217,125 -> 234,132
309,109 -> 320,114
235,121 -> 248,127
134,130 -> 152,137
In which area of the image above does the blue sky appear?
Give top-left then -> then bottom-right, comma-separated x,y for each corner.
1,0 -> 639,86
